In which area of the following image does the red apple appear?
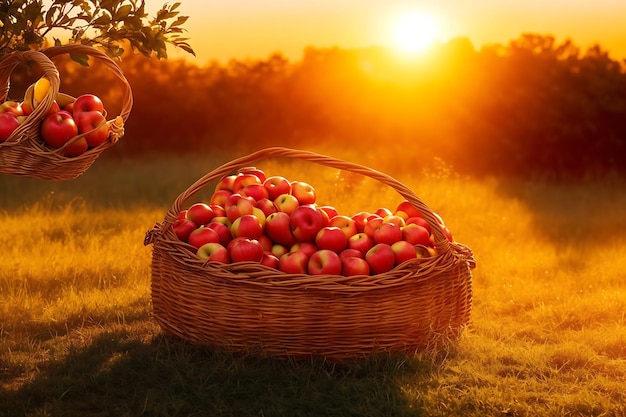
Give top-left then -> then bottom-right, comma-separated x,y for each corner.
265,211 -> 297,246
72,93 -> 105,115
442,225 -> 454,242
391,240 -> 418,265
290,181 -> 316,205
372,222 -> 403,245
209,189 -> 232,206
279,251 -> 309,274
61,136 -> 89,157
251,207 -> 266,228
383,215 -> 406,228
260,251 -> 280,269
341,256 -> 371,276
351,211 -> 371,233
74,110 -> 109,147
230,214 -> 263,239
186,202 -> 215,226
0,113 -> 20,142
237,166 -> 267,183
229,238 -> 264,263
289,242 -> 318,258
374,207 -> 393,218
241,183 -> 269,201
215,175 -> 237,192
207,221 -> 233,246
224,193 -> 256,222
319,206 -> 339,220
273,193 -> 299,215
405,216 -> 431,234
233,173 -> 262,193
172,219 -> 198,242
196,242 -> 230,263
177,210 -> 189,221
41,111 -> 78,149
210,204 -> 226,217
402,224 -> 431,246
347,232 -> 375,255
395,200 -> 424,219
308,249 -> 342,275
188,226 -> 221,249
263,175 -> 291,200
257,234 -> 273,252
365,243 -> 396,274
328,215 -> 358,239
315,226 -> 348,253
290,204 -> 326,242
339,248 -> 364,261
0,100 -> 23,116
256,198 -> 277,217
363,216 -> 384,239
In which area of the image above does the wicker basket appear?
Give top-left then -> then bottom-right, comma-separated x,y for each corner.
0,44 -> 133,181
144,147 -> 476,361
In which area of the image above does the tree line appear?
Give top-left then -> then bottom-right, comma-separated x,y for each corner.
10,33 -> 626,178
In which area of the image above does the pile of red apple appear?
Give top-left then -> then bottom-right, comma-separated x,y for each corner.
0,83 -> 109,157
172,167 -> 454,276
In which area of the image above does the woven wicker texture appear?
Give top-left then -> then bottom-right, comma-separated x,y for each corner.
145,147 -> 476,360
0,44 -> 133,181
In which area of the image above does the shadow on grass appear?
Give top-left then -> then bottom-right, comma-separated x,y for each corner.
1,328 -> 440,417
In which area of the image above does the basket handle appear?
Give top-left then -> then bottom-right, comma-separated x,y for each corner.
156,147 -> 453,254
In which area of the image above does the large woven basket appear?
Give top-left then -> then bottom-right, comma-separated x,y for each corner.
0,44 -> 133,181
144,147 -> 476,361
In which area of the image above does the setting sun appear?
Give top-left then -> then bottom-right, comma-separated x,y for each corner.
388,10 -> 442,55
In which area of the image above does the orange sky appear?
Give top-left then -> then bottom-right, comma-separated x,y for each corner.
163,1 -> 626,64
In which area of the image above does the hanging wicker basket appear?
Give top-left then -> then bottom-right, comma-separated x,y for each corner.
144,147 -> 476,361
0,44 -> 133,181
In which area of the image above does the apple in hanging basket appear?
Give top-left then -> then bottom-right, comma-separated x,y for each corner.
41,111 -> 78,149
74,110 -> 110,147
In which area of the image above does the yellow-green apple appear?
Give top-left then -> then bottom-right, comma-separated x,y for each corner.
210,204 -> 226,217
401,224 -> 431,246
365,243 -> 396,274
374,207 -> 393,218
391,240 -> 417,265
260,251 -> 279,269
233,173 -> 262,193
256,198 -> 277,217
395,200 -> 423,219
0,113 -> 20,142
290,181 -> 316,204
347,232 -> 375,255
72,93 -> 105,115
225,193 -> 256,222
172,219 -> 197,242
308,249 -> 342,275
231,214 -> 263,239
241,183 -> 269,201
372,222 -> 403,245
405,216 -> 431,234
229,238 -> 264,263
265,211 -> 297,246
237,166 -> 267,183
328,215 -> 357,239
263,175 -> 291,200
339,248 -> 364,261
196,242 -> 230,263
0,100 -> 23,116
227,236 -> 247,252
186,202 -> 215,226
363,216 -> 384,239
210,189 -> 232,206
319,205 -> 339,220
415,244 -> 432,258
341,256 -> 371,276
41,111 -> 78,149
61,136 -> 88,157
351,211 -> 371,233
188,226 -> 221,249
251,207 -> 266,227
273,193 -> 299,215
315,226 -> 348,253
207,221 -> 233,246
279,251 -> 309,274
383,214 -> 406,228
270,243 -> 289,258
22,99 -> 60,117
215,175 -> 237,192
74,110 -> 109,147
210,216 -> 232,228
290,204 -> 326,242
289,242 -> 318,258
258,234 -> 273,252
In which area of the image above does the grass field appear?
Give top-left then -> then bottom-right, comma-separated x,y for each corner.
1,148 -> 625,417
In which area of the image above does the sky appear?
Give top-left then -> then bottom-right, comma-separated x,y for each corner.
161,0 -> 626,64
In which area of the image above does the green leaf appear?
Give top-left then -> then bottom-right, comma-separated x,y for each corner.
69,52 -> 90,66
113,4 -> 132,20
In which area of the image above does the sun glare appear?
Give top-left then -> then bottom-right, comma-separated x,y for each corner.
389,10 -> 441,56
